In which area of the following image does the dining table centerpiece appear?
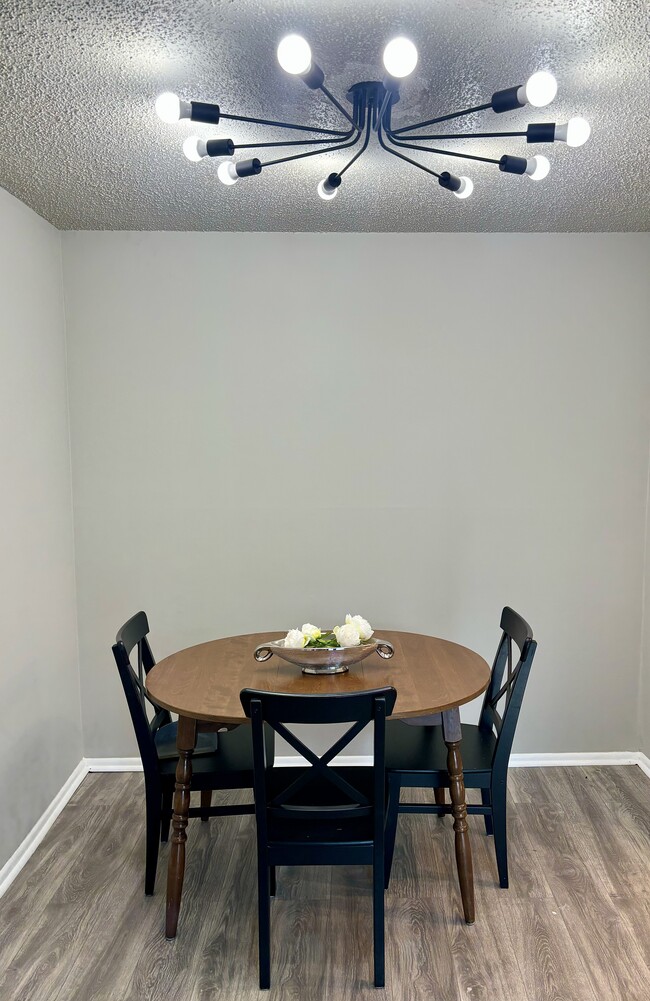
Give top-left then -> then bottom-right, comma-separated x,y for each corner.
254,614 -> 394,674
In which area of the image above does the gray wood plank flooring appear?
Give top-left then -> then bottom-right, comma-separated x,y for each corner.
1,766 -> 650,1000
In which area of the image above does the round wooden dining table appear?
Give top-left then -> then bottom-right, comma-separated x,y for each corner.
146,629 -> 490,938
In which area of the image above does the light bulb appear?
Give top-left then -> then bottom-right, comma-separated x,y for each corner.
183,136 -> 207,162
155,92 -> 190,123
217,159 -> 239,186
524,71 -> 557,108
383,37 -> 418,78
317,177 -> 339,200
525,155 -> 551,181
556,116 -> 591,147
277,34 -> 312,75
454,176 -> 473,199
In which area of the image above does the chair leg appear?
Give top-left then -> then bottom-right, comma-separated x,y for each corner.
384,776 -> 400,890
258,859 -> 271,989
269,866 -> 276,897
145,787 -> 162,896
491,783 -> 508,888
481,788 -> 494,836
160,788 -> 172,843
373,850 -> 385,988
434,787 -> 446,817
200,788 -> 212,822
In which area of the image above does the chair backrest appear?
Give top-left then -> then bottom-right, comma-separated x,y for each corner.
112,611 -> 172,776
240,688 -> 397,848
478,607 -> 537,769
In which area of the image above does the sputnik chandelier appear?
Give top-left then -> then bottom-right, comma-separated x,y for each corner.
155,35 -> 591,202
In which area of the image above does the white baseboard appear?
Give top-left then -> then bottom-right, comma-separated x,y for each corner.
85,751 -> 647,771
2,749 -> 650,901
637,752 -> 650,779
85,754 -> 366,769
277,751 -> 644,769
509,751 -> 641,768
85,757 -> 142,772
0,759 -> 88,899
276,754 -> 373,767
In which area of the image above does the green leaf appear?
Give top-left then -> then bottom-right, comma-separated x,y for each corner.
306,632 -> 338,649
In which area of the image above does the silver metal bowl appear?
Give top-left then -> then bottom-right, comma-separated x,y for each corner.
253,637 -> 394,675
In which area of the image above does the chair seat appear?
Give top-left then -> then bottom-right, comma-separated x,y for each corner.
385,720 -> 496,776
154,722 -> 218,760
157,722 -> 272,782
266,766 -> 376,844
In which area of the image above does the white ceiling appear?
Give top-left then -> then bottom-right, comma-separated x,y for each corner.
0,0 -> 648,231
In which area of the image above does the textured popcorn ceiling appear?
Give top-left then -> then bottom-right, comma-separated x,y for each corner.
0,0 -> 648,231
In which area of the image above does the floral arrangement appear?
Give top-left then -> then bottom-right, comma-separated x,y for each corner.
283,614 -> 373,650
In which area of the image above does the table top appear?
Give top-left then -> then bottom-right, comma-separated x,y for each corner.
146,630 -> 491,725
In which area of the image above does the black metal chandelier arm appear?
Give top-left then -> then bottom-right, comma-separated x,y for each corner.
219,110 -> 349,137
233,128 -> 355,152
401,124 -> 558,143
387,131 -> 501,166
398,130 -> 527,141
377,124 -> 442,180
337,117 -> 372,176
318,84 -> 363,132
391,102 -> 493,136
258,128 -> 362,169
374,91 -> 390,133
374,84 -> 399,135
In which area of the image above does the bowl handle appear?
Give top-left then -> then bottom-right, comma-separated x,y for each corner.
375,640 -> 394,660
254,644 -> 274,662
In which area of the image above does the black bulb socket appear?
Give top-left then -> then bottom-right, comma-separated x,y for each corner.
206,138 -> 235,158
235,158 -> 262,178
320,172 -> 342,196
499,154 -> 528,175
300,62 -> 325,90
382,74 -> 401,93
526,123 -> 556,143
190,101 -> 221,125
438,171 -> 462,192
491,86 -> 524,114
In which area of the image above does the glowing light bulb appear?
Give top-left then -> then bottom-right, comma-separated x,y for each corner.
453,176 -> 473,199
556,117 -> 591,147
217,159 -> 239,185
383,37 -> 418,78
155,92 -> 190,123
525,155 -> 551,181
524,71 -> 557,108
183,136 -> 207,162
277,35 -> 312,75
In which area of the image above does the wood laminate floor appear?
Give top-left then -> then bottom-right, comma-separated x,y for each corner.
1,766 -> 650,1001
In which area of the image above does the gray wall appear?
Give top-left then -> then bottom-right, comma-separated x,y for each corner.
0,189 -> 82,870
62,231 -> 650,758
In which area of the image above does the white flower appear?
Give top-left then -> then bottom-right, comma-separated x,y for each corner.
301,623 -> 322,642
333,623 -> 361,648
345,613 -> 374,641
284,628 -> 307,649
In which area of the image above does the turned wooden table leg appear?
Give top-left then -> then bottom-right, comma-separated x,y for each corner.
442,708 -> 474,925
165,714 -> 197,939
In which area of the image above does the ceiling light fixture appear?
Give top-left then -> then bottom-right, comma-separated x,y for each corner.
155,36 -> 591,204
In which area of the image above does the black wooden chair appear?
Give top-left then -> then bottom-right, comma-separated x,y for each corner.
384,607 -> 536,890
112,611 -> 273,895
240,686 -> 397,990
